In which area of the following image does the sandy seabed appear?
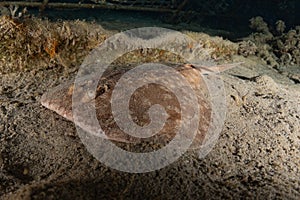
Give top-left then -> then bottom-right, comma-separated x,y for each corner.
0,17 -> 299,199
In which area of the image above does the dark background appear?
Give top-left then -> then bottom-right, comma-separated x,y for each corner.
1,0 -> 299,38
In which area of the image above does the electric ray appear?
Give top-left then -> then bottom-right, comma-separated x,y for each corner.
41,62 -> 239,149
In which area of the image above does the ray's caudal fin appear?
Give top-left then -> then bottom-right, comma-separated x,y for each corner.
185,62 -> 243,75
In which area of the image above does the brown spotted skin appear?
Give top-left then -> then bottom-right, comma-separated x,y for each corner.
41,64 -> 212,149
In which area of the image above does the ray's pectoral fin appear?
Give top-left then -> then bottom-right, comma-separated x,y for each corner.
40,81 -> 75,121
189,62 -> 243,75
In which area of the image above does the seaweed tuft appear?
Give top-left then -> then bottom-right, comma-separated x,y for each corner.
0,15 -> 109,74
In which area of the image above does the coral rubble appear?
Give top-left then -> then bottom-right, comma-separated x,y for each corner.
238,16 -> 300,68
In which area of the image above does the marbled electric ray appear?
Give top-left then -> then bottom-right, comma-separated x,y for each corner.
41,63 -> 239,149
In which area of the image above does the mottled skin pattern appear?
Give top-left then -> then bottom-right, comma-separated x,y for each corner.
41,63 -> 239,149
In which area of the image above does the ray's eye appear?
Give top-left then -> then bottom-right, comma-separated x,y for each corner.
96,84 -> 110,97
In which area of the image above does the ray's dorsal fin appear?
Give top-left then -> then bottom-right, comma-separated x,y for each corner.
185,62 -> 243,75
